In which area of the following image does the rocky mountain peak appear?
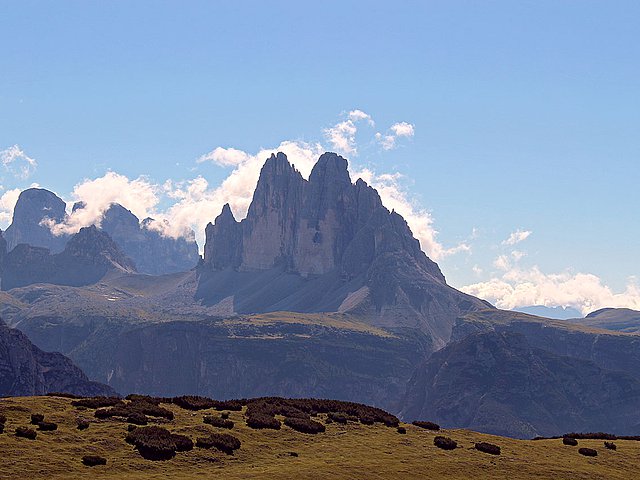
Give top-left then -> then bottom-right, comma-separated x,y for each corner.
63,225 -> 136,272
101,203 -> 140,231
3,188 -> 69,253
199,152 -> 484,345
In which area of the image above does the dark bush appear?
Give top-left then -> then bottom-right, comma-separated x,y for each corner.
0,414 -> 6,424
30,414 -> 45,424
563,437 -> 578,446
0,423 -> 4,434
413,421 -> 440,431
72,397 -> 123,409
77,419 -> 90,430
604,441 -> 617,450
359,415 -> 375,426
289,451 -> 299,457
475,442 -> 501,455
95,401 -> 173,421
327,412 -> 348,424
171,396 -> 216,411
284,417 -> 326,434
15,426 -> 37,440
433,436 -> 457,450
37,421 -> 58,431
244,397 -> 398,427
127,424 -> 137,432
46,392 -> 83,399
565,432 -> 616,440
195,433 -> 241,454
246,414 -> 281,430
127,412 -> 148,425
125,426 -> 179,461
172,434 -> 194,452
82,455 -> 107,467
578,447 -> 598,457
221,412 -> 230,419
397,426 -> 406,434
203,416 -> 234,429
126,394 -> 163,405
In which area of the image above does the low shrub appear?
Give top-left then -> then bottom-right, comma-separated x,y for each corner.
82,455 -> 107,467
0,423 -> 4,434
127,424 -> 137,432
72,397 -> 123,409
221,412 -> 230,419
77,419 -> 90,430
203,416 -> 234,429
171,396 -> 216,411
95,401 -> 173,421
578,447 -> 598,457
37,422 -> 58,431
246,414 -> 281,430
30,414 -> 45,425
433,436 -> 457,450
125,426 -> 182,461
195,433 -> 241,454
0,414 -> 6,424
15,426 -> 37,440
563,437 -> 578,446
412,421 -> 440,431
604,441 -> 617,450
288,451 -> 299,457
127,412 -> 148,425
172,434 -> 194,452
359,415 -> 375,426
125,394 -> 163,405
46,392 -> 83,399
565,432 -> 616,440
475,442 -> 501,455
327,412 -> 348,424
284,417 -> 326,434
397,426 -> 406,434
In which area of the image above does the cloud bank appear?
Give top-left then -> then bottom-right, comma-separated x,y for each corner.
462,266 -> 640,316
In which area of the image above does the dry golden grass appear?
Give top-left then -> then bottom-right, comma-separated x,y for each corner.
1,396 -> 638,479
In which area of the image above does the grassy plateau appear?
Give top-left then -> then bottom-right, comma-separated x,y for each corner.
0,395 -> 638,479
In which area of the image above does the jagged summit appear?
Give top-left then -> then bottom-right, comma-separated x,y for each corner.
199,152 -> 486,346
3,187 -> 68,253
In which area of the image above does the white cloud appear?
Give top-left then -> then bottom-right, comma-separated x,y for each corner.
462,266 -> 640,315
503,229 -> 532,246
0,188 -> 22,225
375,121 -> 415,150
46,172 -> 161,236
348,109 -> 375,126
0,145 -> 37,179
323,109 -> 375,156
390,122 -> 415,137
196,147 -> 251,167
493,255 -> 511,271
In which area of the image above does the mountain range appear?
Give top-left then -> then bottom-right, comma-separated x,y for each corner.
0,151 -> 638,439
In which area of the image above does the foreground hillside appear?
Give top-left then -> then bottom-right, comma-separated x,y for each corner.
0,396 -> 638,479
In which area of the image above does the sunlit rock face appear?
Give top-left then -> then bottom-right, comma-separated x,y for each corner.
201,152 -> 487,347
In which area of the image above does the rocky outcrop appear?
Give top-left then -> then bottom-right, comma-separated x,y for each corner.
401,330 -> 640,438
0,317 -> 116,397
199,152 -> 488,346
1,226 -> 136,290
3,188 -> 69,253
95,203 -> 199,275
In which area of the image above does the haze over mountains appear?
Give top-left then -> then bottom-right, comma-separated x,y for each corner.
0,152 -> 639,438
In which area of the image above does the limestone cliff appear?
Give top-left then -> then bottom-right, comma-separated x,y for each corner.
199,152 -> 488,346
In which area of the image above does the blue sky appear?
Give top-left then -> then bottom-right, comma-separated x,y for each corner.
1,1 -> 639,313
